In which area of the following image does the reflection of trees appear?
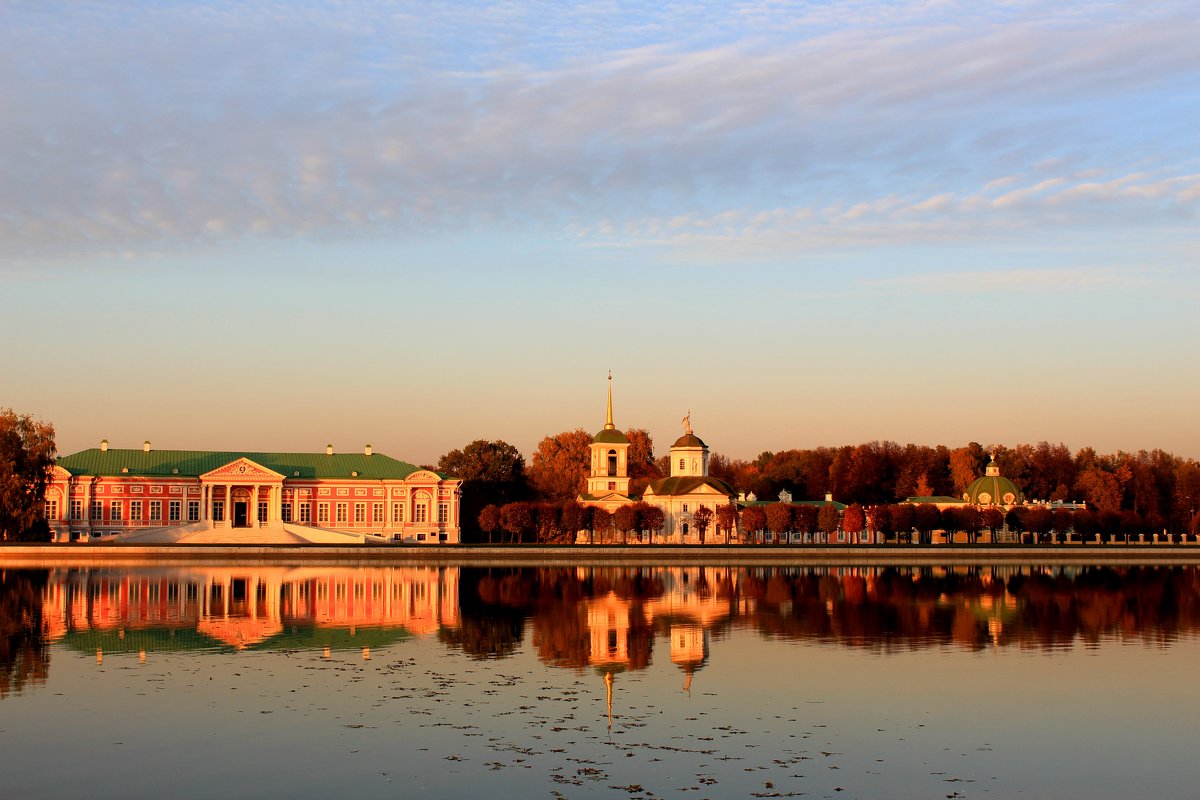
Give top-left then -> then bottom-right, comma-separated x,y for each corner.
0,569 -> 50,698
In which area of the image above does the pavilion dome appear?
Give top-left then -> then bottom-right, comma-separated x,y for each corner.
964,458 -> 1023,506
672,433 -> 707,449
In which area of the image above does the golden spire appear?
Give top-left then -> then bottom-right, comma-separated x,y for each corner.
604,371 -> 615,430
605,670 -> 614,730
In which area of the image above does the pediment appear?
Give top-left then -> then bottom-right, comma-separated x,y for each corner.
405,470 -> 442,483
201,457 -> 285,481
52,464 -> 72,479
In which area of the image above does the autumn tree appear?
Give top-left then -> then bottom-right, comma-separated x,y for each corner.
789,505 -> 816,541
912,504 -> 941,544
560,501 -> 586,545
741,507 -> 766,544
817,503 -> 841,542
528,429 -> 593,501
765,503 -> 793,545
980,507 -> 1004,541
624,429 -> 663,497
949,443 -> 987,495
716,503 -> 739,544
591,508 -> 612,544
890,503 -> 915,543
0,410 -> 56,542
499,502 -> 533,544
841,504 -> 866,542
478,505 -> 501,544
691,506 -> 714,544
438,439 -> 528,541
534,502 -> 561,544
613,504 -> 639,545
636,502 -> 664,543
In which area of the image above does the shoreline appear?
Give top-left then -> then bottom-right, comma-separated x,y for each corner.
4,543 -> 1200,567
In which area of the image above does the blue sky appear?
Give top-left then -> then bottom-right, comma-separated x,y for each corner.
2,1 -> 1197,464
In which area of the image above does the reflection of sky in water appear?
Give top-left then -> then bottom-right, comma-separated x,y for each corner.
2,564 -> 1199,799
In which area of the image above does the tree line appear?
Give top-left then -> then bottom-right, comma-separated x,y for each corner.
438,433 -> 1200,541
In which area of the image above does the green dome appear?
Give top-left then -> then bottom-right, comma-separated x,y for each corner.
964,474 -> 1023,506
593,428 -> 629,444
672,433 -> 707,449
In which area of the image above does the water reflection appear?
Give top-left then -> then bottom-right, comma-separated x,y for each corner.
6,563 -> 1200,694
0,568 -> 50,697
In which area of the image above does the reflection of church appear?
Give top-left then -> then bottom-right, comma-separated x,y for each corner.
579,377 -> 738,543
41,566 -> 460,660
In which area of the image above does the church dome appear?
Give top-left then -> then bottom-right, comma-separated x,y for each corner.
672,433 -> 707,449
964,458 -> 1023,506
594,428 -> 629,444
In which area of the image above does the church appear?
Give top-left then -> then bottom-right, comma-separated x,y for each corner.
578,376 -> 738,543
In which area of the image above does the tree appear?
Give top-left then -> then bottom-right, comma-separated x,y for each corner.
560,501 -> 586,545
0,409 -> 56,542
534,502 -> 561,544
613,504 -> 639,545
478,505 -> 501,544
438,439 -> 527,542
528,429 -> 593,501
499,502 -> 533,544
716,503 -> 739,544
980,507 -> 1004,541
791,504 -> 818,542
591,508 -> 612,544
1074,467 -> 1124,513
890,503 -> 915,543
765,503 -> 793,545
817,504 -> 841,542
691,506 -> 713,544
636,502 -> 664,543
949,443 -> 986,495
912,504 -> 940,544
625,429 -> 662,497
741,507 -> 766,544
842,504 -> 866,543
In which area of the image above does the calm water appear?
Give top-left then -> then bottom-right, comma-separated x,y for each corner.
2,562 -> 1199,799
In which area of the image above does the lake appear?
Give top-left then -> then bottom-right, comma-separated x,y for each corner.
2,561 -> 1199,799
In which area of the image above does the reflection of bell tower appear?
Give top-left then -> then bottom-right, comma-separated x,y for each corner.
587,373 -> 631,498
670,624 -> 708,693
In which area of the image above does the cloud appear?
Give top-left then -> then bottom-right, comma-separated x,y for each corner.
0,1 -> 1196,266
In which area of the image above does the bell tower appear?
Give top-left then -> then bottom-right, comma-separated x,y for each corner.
587,373 -> 631,497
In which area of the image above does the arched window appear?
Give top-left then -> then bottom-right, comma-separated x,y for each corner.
608,449 -> 618,476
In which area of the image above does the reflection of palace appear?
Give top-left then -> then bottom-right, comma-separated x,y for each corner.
40,566 -> 460,659
45,442 -> 461,544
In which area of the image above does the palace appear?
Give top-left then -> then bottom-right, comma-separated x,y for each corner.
46,441 -> 461,544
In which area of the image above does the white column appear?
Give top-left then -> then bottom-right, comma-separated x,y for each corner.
225,484 -> 231,527
248,484 -> 256,528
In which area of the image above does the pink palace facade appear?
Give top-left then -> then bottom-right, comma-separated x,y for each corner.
45,441 -> 461,544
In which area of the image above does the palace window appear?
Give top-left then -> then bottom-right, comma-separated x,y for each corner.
131,500 -> 143,521
149,501 -> 162,522
354,503 -> 366,523
281,502 -> 293,523
110,500 -> 122,522
336,503 -> 348,524
212,501 -> 224,522
187,501 -> 200,522
169,500 -> 181,522
679,458 -> 685,471
45,499 -> 58,520
392,504 -> 404,523
373,503 -> 385,524
608,481 -> 616,491
438,503 -> 449,524
70,500 -> 83,520
91,500 -> 103,521
414,502 -> 428,524
683,504 -> 689,513
318,503 -> 330,524
299,503 -> 311,523
258,502 -> 268,523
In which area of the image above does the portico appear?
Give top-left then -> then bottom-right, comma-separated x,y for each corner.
199,458 -> 285,528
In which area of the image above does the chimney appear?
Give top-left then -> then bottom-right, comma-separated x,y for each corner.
825,491 -> 833,502
326,444 -> 334,456
143,440 -> 151,453
364,444 -> 373,457
100,439 -> 109,452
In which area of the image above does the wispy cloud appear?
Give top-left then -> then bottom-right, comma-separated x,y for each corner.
0,1 -> 1196,266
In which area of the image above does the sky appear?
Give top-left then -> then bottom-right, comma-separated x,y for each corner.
2,1 -> 1197,465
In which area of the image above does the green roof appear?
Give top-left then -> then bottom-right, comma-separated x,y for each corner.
644,476 -> 736,497
593,429 -> 630,444
743,499 -> 847,510
671,433 -> 707,449
905,496 -> 964,504
964,475 -> 1023,506
56,448 -> 448,481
